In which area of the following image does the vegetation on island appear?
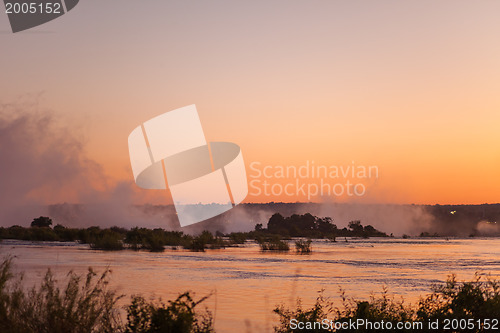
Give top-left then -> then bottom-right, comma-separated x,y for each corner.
257,236 -> 290,252
255,213 -> 387,239
295,239 -> 312,254
0,213 -> 388,253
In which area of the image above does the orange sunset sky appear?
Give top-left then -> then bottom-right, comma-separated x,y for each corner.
1,1 -> 499,205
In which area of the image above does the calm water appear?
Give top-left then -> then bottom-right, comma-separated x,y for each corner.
1,238 -> 499,332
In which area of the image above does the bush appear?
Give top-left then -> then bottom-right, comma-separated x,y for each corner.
275,289 -> 415,332
274,291 -> 336,333
0,258 -> 215,333
417,273 -> 500,323
183,231 -> 227,252
89,230 -> 124,251
27,227 -> 59,241
228,232 -> 247,245
143,232 -> 166,252
0,257 -> 123,333
79,226 -> 102,244
295,239 -> 312,254
125,293 -> 214,333
258,237 -> 290,252
125,228 -> 189,251
274,275 -> 500,332
0,225 -> 60,242
53,224 -> 79,241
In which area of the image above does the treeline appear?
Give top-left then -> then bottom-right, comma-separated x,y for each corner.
0,216 -> 230,251
0,224 -> 228,252
0,213 -> 388,252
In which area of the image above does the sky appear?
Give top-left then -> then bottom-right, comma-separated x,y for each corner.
1,0 -> 500,205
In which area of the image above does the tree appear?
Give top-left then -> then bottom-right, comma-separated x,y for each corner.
30,216 -> 53,228
348,220 -> 363,233
317,217 -> 337,234
267,213 -> 286,233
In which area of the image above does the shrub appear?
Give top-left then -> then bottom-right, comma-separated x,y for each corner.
125,292 -> 214,333
163,231 -> 189,247
143,232 -> 165,252
0,258 -> 215,333
417,273 -> 500,323
53,224 -> 79,241
28,226 -> 59,241
0,257 -> 123,333
275,288 -> 415,332
295,239 -> 312,254
274,275 -> 500,333
183,231 -> 227,252
258,237 -> 290,252
274,291 -> 335,333
89,230 -> 124,251
186,237 -> 208,252
228,232 -> 247,245
79,226 -> 102,244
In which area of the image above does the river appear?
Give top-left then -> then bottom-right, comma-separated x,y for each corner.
1,238 -> 499,332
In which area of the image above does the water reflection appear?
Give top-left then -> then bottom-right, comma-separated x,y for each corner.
1,238 -> 499,332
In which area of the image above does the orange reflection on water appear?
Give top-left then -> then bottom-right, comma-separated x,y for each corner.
1,238 -> 499,332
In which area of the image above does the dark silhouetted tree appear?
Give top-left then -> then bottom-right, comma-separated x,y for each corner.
30,216 -> 53,228
348,220 -> 363,233
267,213 -> 286,233
317,217 -> 337,233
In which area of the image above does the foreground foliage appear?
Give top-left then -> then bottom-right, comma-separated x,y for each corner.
274,274 -> 500,332
0,257 -> 122,333
0,258 -> 214,333
125,293 -> 213,333
0,256 -> 499,332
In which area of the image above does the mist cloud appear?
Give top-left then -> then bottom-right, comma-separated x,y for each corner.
0,99 -> 173,229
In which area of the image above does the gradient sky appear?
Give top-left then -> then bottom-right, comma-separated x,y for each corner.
1,0 -> 499,204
